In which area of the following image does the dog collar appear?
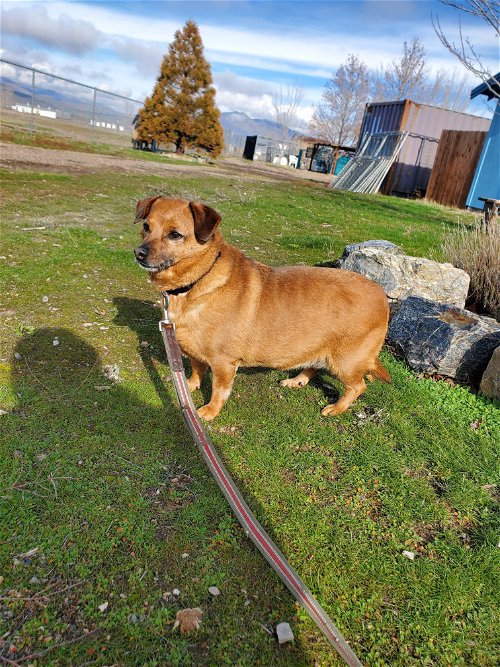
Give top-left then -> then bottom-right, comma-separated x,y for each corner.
163,251 -> 221,296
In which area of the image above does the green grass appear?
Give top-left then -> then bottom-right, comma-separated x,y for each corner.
0,125 -> 209,166
0,165 -> 498,666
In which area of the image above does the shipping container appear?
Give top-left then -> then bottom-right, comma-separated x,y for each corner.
357,100 -> 491,197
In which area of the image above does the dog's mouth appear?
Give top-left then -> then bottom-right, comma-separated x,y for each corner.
135,258 -> 174,273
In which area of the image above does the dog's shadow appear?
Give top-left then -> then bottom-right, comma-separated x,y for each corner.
113,297 -> 340,409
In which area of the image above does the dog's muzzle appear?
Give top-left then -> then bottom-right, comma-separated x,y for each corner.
134,246 -> 173,273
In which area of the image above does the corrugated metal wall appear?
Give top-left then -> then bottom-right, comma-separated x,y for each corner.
358,100 -> 491,196
357,101 -> 406,139
467,99 -> 500,209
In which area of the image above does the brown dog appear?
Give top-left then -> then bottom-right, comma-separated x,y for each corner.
134,196 -> 391,421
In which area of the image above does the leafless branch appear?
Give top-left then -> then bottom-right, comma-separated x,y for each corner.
433,0 -> 500,98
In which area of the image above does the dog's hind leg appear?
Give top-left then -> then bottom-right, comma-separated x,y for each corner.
280,367 -> 318,388
321,356 -> 368,417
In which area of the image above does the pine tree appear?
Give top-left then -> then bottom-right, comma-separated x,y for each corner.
136,20 -> 224,157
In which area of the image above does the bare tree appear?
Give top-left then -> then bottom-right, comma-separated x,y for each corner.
433,0 -> 499,98
310,54 -> 369,149
421,68 -> 473,110
371,37 -> 428,101
271,83 -> 304,157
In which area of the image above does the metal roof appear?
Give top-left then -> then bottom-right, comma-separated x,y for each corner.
470,73 -> 500,100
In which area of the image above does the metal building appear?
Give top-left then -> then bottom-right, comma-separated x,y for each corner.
466,73 -> 500,210
243,135 -> 298,163
357,100 -> 491,197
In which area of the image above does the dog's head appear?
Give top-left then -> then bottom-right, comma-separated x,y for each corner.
133,196 -> 221,274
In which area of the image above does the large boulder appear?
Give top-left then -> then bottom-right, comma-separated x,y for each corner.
387,297 -> 500,385
341,239 -> 403,260
340,246 -> 470,315
480,346 -> 500,399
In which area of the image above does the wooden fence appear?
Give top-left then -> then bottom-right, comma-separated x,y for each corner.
426,130 -> 487,209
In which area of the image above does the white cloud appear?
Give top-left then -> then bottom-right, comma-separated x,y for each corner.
1,4 -> 100,55
1,0 -> 497,124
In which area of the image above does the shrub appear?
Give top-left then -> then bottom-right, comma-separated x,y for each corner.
441,217 -> 499,320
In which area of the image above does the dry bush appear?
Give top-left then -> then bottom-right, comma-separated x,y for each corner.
441,217 -> 499,320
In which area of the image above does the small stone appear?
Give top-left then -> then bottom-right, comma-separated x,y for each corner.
36,452 -> 48,462
42,296 -> 49,303
140,341 -> 150,348
208,586 -> 220,597
52,338 -> 59,347
103,364 -> 120,382
276,622 -> 294,644
30,576 -> 40,584
14,352 -> 21,360
402,550 -> 415,561
98,601 -> 109,612
172,588 -> 180,596
0,410 -> 8,416
181,553 -> 189,559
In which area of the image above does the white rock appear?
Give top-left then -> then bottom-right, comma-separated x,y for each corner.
276,622 -> 294,644
402,550 -> 415,560
52,338 -> 59,347
208,586 -> 220,597
98,601 -> 109,612
42,295 -> 49,303
172,588 -> 180,596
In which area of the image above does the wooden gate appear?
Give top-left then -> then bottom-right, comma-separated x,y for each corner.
426,130 -> 487,209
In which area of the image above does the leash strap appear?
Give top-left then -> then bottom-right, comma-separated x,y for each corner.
158,293 -> 363,667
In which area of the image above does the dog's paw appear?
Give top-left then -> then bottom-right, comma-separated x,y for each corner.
187,378 -> 201,392
280,378 -> 305,388
197,404 -> 219,421
321,403 -> 345,417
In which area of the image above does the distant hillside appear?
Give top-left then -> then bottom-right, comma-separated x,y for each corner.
220,111 -> 303,145
1,70 -> 303,142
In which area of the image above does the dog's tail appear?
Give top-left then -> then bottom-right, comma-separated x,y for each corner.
368,358 -> 392,384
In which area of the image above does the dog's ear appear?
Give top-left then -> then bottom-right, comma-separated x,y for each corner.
134,196 -> 161,223
189,201 -> 221,243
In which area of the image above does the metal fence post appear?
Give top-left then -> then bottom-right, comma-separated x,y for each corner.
30,68 -> 35,134
91,88 -> 97,143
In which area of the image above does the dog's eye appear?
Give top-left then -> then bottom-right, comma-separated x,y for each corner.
143,223 -> 150,233
168,230 -> 183,241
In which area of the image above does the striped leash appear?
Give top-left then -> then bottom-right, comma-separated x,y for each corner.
159,292 -> 363,666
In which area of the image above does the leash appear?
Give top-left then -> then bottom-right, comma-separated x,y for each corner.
158,292 -> 363,666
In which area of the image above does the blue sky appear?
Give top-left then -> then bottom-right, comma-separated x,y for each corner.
1,0 -> 498,126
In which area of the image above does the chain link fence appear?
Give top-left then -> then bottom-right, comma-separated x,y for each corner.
0,58 -> 142,148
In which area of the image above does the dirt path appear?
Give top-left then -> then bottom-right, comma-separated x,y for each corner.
0,142 -> 332,186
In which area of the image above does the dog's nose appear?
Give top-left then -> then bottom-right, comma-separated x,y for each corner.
134,245 -> 148,262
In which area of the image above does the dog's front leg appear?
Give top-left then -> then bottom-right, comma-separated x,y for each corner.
197,362 -> 237,421
187,357 -> 207,392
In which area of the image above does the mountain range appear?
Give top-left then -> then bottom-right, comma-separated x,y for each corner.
220,111 -> 301,144
1,70 -> 304,142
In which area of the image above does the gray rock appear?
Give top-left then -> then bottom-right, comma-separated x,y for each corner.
340,247 -> 470,315
388,297 -> 500,384
341,239 -> 403,260
276,622 -> 294,644
480,345 -> 500,399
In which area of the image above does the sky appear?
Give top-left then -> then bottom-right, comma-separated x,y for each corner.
1,0 -> 498,128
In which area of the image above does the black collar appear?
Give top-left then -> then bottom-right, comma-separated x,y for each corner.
163,252 -> 221,296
